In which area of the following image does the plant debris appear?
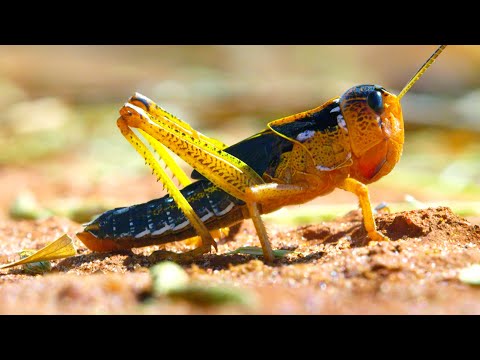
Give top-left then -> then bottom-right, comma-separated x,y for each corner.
149,261 -> 256,308
226,246 -> 293,258
0,234 -> 76,271
458,264 -> 480,285
19,250 -> 52,275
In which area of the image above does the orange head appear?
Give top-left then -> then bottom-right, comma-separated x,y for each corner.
337,45 -> 447,184
339,84 -> 404,183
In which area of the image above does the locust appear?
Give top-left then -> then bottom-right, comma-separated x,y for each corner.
76,45 -> 447,263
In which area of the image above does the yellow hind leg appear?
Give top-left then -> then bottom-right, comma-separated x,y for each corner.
119,95 -> 277,263
117,116 -> 217,258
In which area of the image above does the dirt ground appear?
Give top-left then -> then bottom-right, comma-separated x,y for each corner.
1,46 -> 480,314
1,173 -> 480,314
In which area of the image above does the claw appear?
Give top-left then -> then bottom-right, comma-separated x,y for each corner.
367,230 -> 390,246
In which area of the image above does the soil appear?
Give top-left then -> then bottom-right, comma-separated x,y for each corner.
1,46 -> 479,315
1,200 -> 480,314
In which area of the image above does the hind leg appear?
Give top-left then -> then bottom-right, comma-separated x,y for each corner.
117,116 -> 217,257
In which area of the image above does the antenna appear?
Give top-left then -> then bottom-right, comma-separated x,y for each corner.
397,45 -> 447,100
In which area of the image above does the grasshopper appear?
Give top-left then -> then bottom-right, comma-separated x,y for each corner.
77,45 -> 447,263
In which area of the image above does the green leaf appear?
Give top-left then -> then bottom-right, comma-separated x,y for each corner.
150,261 -> 190,296
225,246 -> 292,258
148,261 -> 256,308
9,192 -> 52,220
169,284 -> 256,308
459,264 -> 480,285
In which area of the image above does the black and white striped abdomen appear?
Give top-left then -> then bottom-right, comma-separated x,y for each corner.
84,180 -> 244,240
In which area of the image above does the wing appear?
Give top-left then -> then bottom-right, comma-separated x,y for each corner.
268,97 -> 340,140
191,130 -> 293,180
192,97 -> 341,180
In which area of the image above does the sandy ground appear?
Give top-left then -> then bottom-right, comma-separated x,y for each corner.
1,204 -> 479,314
1,45 -> 479,314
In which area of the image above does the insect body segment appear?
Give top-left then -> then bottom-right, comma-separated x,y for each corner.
78,180 -> 245,252
76,45 -> 447,262
282,99 -> 352,172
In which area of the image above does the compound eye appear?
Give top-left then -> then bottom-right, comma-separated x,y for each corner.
367,90 -> 384,114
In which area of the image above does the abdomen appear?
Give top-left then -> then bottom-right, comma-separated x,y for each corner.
76,180 -> 246,251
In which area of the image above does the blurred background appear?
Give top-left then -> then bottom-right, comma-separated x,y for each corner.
0,45 -> 479,224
